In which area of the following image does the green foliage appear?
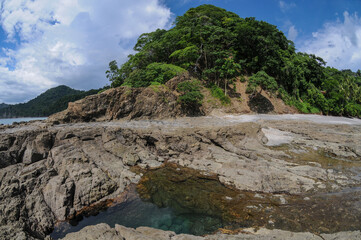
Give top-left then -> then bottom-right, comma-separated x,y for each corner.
105,4 -> 361,117
146,63 -> 186,84
294,101 -> 313,114
106,60 -> 123,87
247,71 -> 278,94
210,85 -> 231,105
170,45 -> 199,69
235,17 -> 291,77
344,102 -> 361,117
0,103 -> 9,109
0,86 -> 100,118
239,76 -> 246,82
304,84 -> 328,113
245,84 -> 256,94
122,63 -> 186,88
177,80 -> 204,108
98,86 -> 110,94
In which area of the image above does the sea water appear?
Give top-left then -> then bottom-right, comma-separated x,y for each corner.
0,117 -> 47,125
50,197 -> 222,239
51,164 -> 361,239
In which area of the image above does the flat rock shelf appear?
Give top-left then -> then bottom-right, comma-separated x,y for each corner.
0,115 -> 361,239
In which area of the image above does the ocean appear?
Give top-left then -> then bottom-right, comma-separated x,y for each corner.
0,117 -> 47,125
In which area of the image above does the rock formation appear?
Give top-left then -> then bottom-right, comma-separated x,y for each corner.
61,223 -> 361,240
0,115 -> 360,239
48,75 -> 297,124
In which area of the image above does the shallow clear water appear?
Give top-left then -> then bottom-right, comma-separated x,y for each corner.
51,163 -> 361,239
50,196 -> 222,239
0,117 -> 46,125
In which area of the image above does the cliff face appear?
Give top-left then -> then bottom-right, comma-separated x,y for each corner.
48,75 -> 297,124
48,77 -> 188,124
0,116 -> 360,239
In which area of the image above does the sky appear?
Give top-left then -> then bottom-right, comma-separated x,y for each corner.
0,0 -> 360,104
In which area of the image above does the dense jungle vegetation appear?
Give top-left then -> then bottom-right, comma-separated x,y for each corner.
106,4 -> 361,117
0,85 -> 100,118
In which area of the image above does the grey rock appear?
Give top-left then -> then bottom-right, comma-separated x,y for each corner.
61,223 -> 124,240
60,224 -> 361,240
0,116 -> 360,238
322,231 -> 361,240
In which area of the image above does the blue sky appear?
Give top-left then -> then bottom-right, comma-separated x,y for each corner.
0,0 -> 360,104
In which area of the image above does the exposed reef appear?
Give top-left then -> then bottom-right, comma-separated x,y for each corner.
0,115 -> 360,239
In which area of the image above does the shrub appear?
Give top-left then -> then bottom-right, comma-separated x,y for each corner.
247,71 -> 278,95
294,101 -> 311,113
210,85 -> 231,105
344,102 -> 361,117
304,85 -> 329,114
177,80 -> 204,108
239,76 -> 246,83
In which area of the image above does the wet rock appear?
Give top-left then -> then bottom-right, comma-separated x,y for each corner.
61,223 -> 124,240
116,225 -> 176,240
59,224 -> 361,240
0,116 -> 360,238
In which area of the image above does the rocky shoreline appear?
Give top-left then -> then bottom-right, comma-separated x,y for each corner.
0,115 -> 360,239
60,223 -> 361,240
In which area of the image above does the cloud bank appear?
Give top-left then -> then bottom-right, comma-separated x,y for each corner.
299,11 -> 361,71
0,0 -> 171,103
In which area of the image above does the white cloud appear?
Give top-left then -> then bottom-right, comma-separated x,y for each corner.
288,25 -> 298,41
299,11 -> 361,71
281,20 -> 298,42
279,1 -> 296,12
0,0 -> 172,103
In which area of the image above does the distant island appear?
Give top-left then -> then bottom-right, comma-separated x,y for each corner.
0,85 -> 101,118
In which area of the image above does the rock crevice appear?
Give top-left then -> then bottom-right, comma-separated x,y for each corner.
0,117 -> 360,239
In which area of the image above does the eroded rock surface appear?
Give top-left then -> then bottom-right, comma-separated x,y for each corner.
60,223 -> 361,240
47,75 -> 191,124
0,116 -> 360,239
47,75 -> 299,125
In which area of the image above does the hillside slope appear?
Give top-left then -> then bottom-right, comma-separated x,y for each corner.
49,74 -> 297,123
0,85 -> 100,118
105,4 -> 361,117
0,103 -> 9,109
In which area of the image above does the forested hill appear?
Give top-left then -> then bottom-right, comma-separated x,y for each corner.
0,85 -> 100,118
106,4 -> 361,117
0,103 -> 9,109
